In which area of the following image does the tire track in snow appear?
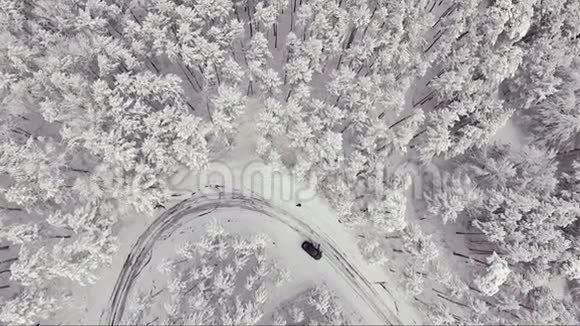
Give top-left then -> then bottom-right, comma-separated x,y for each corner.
101,189 -> 401,325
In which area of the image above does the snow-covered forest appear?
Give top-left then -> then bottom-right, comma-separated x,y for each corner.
0,0 -> 579,324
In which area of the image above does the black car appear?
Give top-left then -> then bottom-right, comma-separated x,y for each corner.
301,240 -> 322,260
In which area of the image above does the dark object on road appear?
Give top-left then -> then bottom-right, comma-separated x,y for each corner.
296,203 -> 302,207
301,241 -> 322,260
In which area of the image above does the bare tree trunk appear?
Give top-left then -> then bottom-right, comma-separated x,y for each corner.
389,114 -> 413,129
233,2 -> 240,22
336,54 -> 343,69
129,9 -> 142,25
50,235 -> 72,239
469,248 -> 496,255
206,102 -> 213,123
344,27 -> 358,49
214,63 -> 221,85
363,61 -> 376,77
178,64 -> 200,92
433,3 -> 457,28
247,81 -> 252,96
413,90 -> 436,107
189,65 -> 204,90
146,317 -> 160,326
68,167 -> 90,174
436,293 -> 470,308
0,206 -> 22,212
557,148 -> 580,158
412,129 -> 427,141
427,0 -> 437,13
414,297 -> 429,306
274,24 -> 278,48
362,7 -> 377,38
247,0 -> 254,37
290,0 -> 295,31
432,99 -> 449,111
457,30 -> 469,42
426,70 -> 445,86
148,58 -> 160,74
452,251 -> 488,265
0,257 -> 18,264
469,239 -> 491,244
340,120 -> 352,133
424,30 -> 445,53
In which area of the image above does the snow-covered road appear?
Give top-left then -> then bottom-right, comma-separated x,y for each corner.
100,188 -> 401,325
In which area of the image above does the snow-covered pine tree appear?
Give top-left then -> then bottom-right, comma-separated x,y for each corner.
0,1 -> 218,322
506,0 -> 580,111
473,252 -> 510,296
521,56 -> 580,152
424,171 -> 479,224
457,142 -> 580,318
0,287 -> 62,325
414,0 -> 528,160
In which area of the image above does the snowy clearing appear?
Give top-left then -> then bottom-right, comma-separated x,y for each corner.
101,189 -> 400,325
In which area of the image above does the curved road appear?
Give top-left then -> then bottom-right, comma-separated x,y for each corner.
100,188 -> 401,325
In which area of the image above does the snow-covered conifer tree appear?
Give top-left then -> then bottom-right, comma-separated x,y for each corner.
0,287 -> 61,325
473,252 -> 510,296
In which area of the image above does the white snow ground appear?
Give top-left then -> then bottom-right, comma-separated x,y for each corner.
98,190 -> 404,324
71,174 -> 421,324
119,206 -> 371,324
57,106 -> 423,325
